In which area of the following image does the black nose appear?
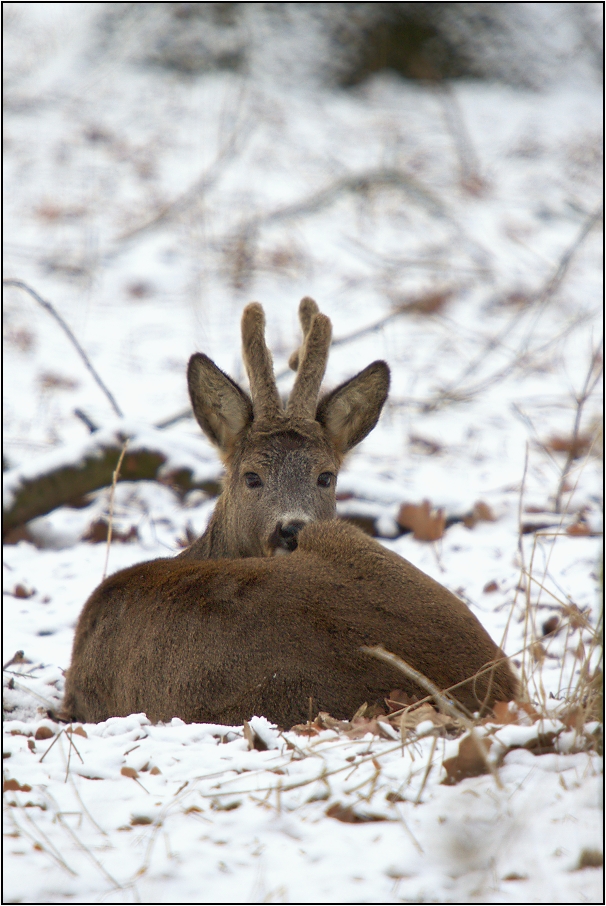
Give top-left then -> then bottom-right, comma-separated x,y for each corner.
275,520 -> 307,552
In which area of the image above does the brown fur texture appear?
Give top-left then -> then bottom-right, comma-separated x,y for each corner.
63,520 -> 518,728
180,299 -> 390,560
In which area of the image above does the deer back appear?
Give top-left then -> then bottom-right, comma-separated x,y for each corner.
63,520 -> 518,728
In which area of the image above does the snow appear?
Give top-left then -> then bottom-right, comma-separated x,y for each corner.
3,5 -> 603,903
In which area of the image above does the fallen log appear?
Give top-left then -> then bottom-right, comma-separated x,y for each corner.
3,424 -> 221,538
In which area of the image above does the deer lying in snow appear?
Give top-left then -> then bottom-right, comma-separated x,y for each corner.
63,299 -> 518,728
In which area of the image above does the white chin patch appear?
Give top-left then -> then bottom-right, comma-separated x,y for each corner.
272,547 -> 291,557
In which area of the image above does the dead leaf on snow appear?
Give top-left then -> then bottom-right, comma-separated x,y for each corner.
463,500 -> 497,529
397,499 -> 445,541
442,734 -> 493,785
4,778 -> 32,792
326,802 -> 388,823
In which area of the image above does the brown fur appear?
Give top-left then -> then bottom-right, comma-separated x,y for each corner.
63,520 -> 518,728
180,299 -> 390,560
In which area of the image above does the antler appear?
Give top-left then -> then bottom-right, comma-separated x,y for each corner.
241,303 -> 282,419
286,297 -> 332,419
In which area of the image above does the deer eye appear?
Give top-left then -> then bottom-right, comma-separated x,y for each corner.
244,472 -> 263,489
317,472 -> 333,488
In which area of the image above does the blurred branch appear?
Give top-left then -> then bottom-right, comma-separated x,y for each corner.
437,83 -> 485,194
554,336 -> 603,514
228,166 -> 492,269
422,207 -> 602,412
74,408 -> 99,434
240,167 -> 446,228
534,205 -> 603,310
3,438 -> 221,537
114,108 -> 250,244
3,280 -> 124,418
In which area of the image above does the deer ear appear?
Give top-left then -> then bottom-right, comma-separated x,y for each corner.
316,361 -> 390,454
187,353 -> 253,453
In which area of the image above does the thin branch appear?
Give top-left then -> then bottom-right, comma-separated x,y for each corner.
414,733 -> 438,806
56,813 -> 122,890
237,168 -> 449,236
8,810 -> 78,876
554,336 -> 603,513
115,131 -> 244,244
535,206 -> 603,309
3,280 -> 123,418
74,408 -> 99,434
423,208 -> 602,412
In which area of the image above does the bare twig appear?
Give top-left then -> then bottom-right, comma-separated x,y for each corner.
236,168 -> 448,237
69,773 -> 108,836
56,813 -> 122,889
8,809 -> 77,876
535,206 -> 603,309
74,408 -> 99,434
554,337 -> 603,513
422,209 -> 601,412
39,729 -> 64,763
414,733 -> 438,806
3,280 -> 123,418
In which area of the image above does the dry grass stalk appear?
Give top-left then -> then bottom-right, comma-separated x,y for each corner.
102,440 -> 130,580
554,338 -> 603,513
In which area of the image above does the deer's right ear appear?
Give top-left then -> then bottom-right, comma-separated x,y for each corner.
316,360 -> 390,454
187,353 -> 253,453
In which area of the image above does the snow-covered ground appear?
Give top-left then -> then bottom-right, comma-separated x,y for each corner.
3,5 -> 603,903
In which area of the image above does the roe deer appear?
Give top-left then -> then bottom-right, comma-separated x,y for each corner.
62,299 -> 518,728
178,297 -> 389,559
63,519 -> 517,727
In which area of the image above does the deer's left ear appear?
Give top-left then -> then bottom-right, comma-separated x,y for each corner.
316,361 -> 390,454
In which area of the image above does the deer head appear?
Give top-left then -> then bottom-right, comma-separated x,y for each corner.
180,298 -> 389,559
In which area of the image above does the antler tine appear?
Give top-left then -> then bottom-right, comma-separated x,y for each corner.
241,303 -> 282,419
288,297 -> 319,372
287,298 -> 332,419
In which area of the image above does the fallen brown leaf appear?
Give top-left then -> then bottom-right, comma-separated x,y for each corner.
34,726 -> 55,741
3,778 -> 32,792
442,734 -> 493,785
397,499 -> 445,541
462,500 -> 497,529
566,521 -> 591,536
326,802 -> 388,823
546,433 -> 592,458
82,518 -> 138,544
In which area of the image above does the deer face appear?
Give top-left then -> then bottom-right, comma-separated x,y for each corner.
230,425 -> 340,556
